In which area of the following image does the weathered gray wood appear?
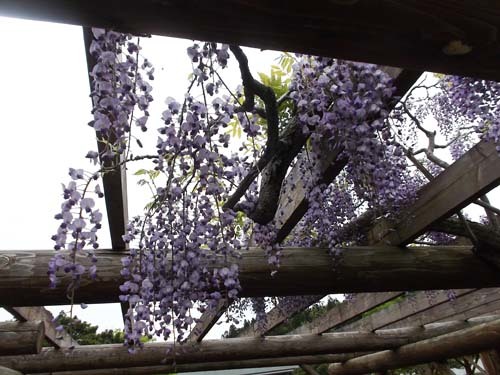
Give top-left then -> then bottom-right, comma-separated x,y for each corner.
1,2 -> 499,81
187,298 -> 228,342
370,141 -> 500,246
4,306 -> 77,349
435,296 -> 500,323
244,67 -> 419,338
1,318 -> 492,373
0,320 -> 44,356
328,318 -> 500,375
386,288 -> 500,329
274,67 -> 418,243
29,354 -> 367,375
336,289 -> 475,332
82,28 -> 128,252
301,364 -> 321,375
290,292 -> 404,335
238,295 -> 322,337
0,367 -> 23,375
2,246 -> 500,305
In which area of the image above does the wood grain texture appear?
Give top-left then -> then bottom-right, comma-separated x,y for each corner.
370,141 -> 500,246
290,292 -> 404,335
328,318 -> 500,375
389,288 -> 500,328
1,1 -> 499,80
336,289 -> 476,332
2,246 -> 500,305
29,354 -> 366,375
237,295 -> 321,337
1,318 -> 492,373
0,320 -> 44,356
82,28 -> 128,251
0,367 -> 23,375
187,298 -> 228,342
274,67 -> 419,243
4,306 -> 77,349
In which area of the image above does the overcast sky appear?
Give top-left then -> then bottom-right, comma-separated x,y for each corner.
0,15 -> 279,337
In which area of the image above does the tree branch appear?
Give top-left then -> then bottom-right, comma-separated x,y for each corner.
223,47 -> 307,224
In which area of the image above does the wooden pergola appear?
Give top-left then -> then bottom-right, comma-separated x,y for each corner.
1,1 -> 500,374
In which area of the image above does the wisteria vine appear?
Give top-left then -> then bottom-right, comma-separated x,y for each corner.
49,28 -> 500,351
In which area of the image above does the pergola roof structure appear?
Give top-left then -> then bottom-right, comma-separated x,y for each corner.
1,1 -> 500,374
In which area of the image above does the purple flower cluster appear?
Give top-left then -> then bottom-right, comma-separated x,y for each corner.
284,56 -> 416,253
117,43 -> 255,349
49,171 -> 102,291
433,76 -> 500,157
89,28 -> 154,156
50,29 -> 154,313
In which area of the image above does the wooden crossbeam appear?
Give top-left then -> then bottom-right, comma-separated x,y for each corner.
323,289 -> 500,373
274,67 -> 419,243
327,318 -> 500,375
268,140 -> 500,339
238,67 -> 419,338
1,2 -> 500,81
237,295 -> 322,337
370,140 -> 500,246
0,320 -> 44,356
0,318 -> 494,373
23,354 -> 366,375
0,367 -> 22,375
383,288 -> 500,330
336,289 -> 475,332
187,299 -> 228,342
4,306 -> 77,349
82,27 -> 128,251
289,293 -> 404,336
1,246 -> 500,306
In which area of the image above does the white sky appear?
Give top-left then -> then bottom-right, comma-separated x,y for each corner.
0,16 -> 279,337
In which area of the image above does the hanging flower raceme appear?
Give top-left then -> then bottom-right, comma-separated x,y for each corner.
50,28 -> 154,305
118,42 -> 253,350
281,56 -> 416,255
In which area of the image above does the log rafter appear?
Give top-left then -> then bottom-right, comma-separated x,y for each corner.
2,246 -> 500,306
1,1 -> 500,80
1,317 -> 496,373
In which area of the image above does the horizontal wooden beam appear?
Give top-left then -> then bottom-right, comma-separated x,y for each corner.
370,141 -> 500,246
238,295 -> 322,337
1,2 -> 499,81
2,246 -> 500,306
290,292 -> 404,335
336,289 -> 475,332
328,317 -> 500,375
386,288 -> 500,329
0,320 -> 44,356
29,354 -> 365,375
2,318 -> 492,373
4,306 -> 77,349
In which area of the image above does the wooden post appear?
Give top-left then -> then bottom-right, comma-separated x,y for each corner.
0,320 -> 44,355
